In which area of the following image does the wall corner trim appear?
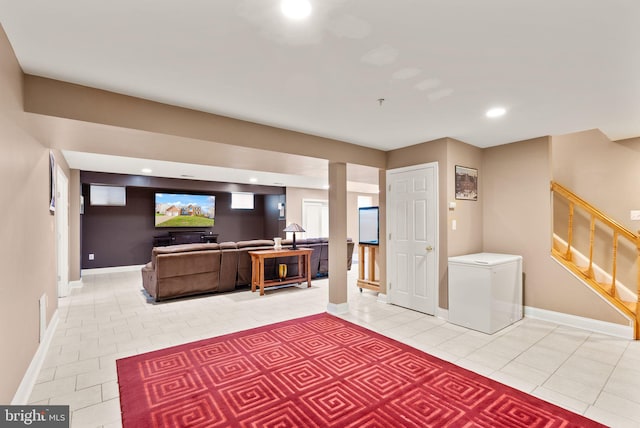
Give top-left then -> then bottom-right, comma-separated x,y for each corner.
524,306 -> 632,339
12,310 -> 59,404
327,302 -> 349,315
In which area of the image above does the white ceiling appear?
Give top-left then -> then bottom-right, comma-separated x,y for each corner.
1,1 -> 639,182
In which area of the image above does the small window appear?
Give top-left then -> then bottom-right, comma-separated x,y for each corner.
231,192 -> 254,210
90,185 -> 126,206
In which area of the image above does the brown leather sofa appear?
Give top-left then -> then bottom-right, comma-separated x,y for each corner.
141,243 -> 221,301
141,238 -> 354,301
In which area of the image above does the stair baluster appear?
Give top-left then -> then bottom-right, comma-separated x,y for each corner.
611,231 -> 618,298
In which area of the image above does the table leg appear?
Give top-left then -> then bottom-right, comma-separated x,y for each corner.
259,259 -> 265,296
251,257 -> 257,293
306,253 -> 311,287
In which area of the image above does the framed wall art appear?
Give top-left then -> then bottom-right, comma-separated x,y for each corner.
455,165 -> 478,201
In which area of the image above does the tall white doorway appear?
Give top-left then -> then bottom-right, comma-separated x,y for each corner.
387,162 -> 438,315
302,199 -> 328,238
56,166 -> 69,298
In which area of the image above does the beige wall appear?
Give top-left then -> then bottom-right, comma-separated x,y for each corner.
285,187 -> 327,235
446,139 -> 484,257
0,26 -> 59,403
483,137 -> 626,324
553,129 -> 640,232
24,76 -> 386,169
285,187 -> 378,243
552,129 -> 640,299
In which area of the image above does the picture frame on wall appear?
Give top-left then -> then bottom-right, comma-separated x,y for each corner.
49,150 -> 56,213
455,165 -> 478,201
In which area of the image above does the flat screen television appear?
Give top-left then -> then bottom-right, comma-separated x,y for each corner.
155,193 -> 216,228
359,206 -> 379,245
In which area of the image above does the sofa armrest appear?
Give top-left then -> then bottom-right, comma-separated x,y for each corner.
141,262 -> 157,299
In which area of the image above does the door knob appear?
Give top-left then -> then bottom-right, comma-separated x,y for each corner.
426,245 -> 433,251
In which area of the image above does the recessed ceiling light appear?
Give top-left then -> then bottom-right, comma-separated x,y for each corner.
249,177 -> 258,183
141,168 -> 152,174
281,0 -> 311,20
486,107 -> 506,118
322,184 -> 330,189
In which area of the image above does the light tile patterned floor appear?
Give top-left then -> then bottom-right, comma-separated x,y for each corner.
29,268 -> 640,427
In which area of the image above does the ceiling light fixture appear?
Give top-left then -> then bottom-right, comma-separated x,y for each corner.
249,177 -> 258,183
280,0 -> 312,20
141,168 -> 152,173
486,107 -> 506,118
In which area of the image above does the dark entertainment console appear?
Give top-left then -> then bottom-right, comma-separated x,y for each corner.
153,231 -> 218,247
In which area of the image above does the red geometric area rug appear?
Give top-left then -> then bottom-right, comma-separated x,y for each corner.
116,313 -> 604,427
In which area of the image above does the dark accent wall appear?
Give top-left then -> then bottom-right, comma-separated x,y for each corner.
264,194 -> 286,240
81,172 -> 284,269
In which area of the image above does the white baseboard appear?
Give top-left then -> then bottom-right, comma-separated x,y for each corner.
376,293 -> 388,304
81,264 -> 144,275
436,307 -> 449,321
69,278 -> 83,289
524,306 -> 633,339
12,310 -> 59,404
327,302 -> 349,315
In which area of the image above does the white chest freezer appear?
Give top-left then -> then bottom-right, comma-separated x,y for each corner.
448,253 -> 523,334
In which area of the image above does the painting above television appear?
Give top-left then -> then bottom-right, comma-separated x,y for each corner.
155,193 -> 216,228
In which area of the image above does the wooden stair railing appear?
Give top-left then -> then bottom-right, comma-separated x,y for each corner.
551,181 -> 640,339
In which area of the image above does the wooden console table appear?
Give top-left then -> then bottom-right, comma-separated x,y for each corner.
249,248 -> 313,296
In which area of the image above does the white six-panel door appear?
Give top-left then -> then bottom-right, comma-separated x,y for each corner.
387,163 -> 438,315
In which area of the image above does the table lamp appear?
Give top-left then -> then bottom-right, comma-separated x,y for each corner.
283,223 -> 305,249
